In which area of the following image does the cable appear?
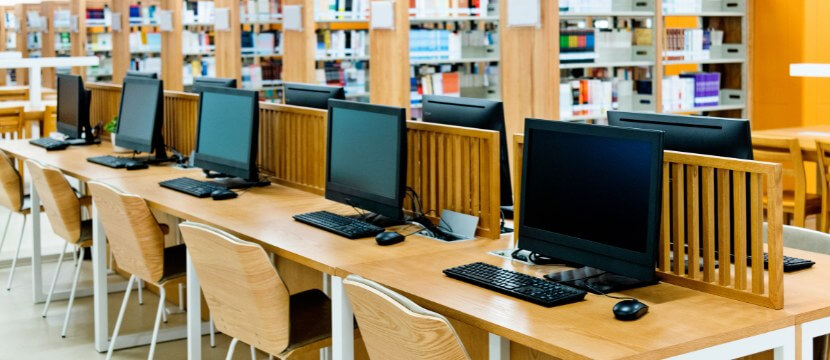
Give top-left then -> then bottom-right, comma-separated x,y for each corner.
582,282 -> 637,301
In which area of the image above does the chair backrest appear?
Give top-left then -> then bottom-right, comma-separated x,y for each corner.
87,181 -> 165,282
0,88 -> 27,101
43,105 -> 58,136
343,275 -> 470,360
752,134 -> 805,196
815,140 -> 830,232
764,223 -> 830,255
0,150 -> 22,212
178,222 -> 291,355
26,159 -> 81,243
0,106 -> 24,139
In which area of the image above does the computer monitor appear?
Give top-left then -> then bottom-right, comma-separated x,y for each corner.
192,77 -> 237,93
56,74 -> 93,142
114,77 -> 166,160
607,111 -> 752,160
284,82 -> 345,109
422,95 -> 513,218
193,87 -> 260,185
125,70 -> 158,79
518,119 -> 663,293
325,99 -> 407,225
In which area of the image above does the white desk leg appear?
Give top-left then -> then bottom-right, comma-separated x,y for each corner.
30,171 -> 44,303
92,201 -> 109,352
28,66 -> 42,108
800,317 -> 830,360
187,249 -> 202,360
667,326 -> 796,360
331,276 -> 354,360
321,274 -> 332,360
489,333 -> 510,360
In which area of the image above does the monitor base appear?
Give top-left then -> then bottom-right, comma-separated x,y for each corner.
124,154 -> 170,165
65,138 -> 100,146
207,177 -> 271,190
346,212 -> 405,228
544,267 -> 656,295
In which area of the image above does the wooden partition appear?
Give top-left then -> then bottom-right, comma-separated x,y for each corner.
406,122 -> 501,239
161,91 -> 199,154
258,103 -> 327,195
87,83 -> 122,129
513,135 -> 785,309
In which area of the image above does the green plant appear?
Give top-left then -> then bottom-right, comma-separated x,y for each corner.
104,116 -> 117,133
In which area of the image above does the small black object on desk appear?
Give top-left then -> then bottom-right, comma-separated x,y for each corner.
210,189 -> 237,200
375,232 -> 405,246
612,299 -> 648,321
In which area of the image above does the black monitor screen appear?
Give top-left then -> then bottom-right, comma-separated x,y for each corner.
194,87 -> 259,180
329,107 -> 399,199
57,75 -> 80,129
117,79 -> 162,149
518,119 -> 663,281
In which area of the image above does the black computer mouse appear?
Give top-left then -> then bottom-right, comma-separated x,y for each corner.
125,161 -> 148,170
612,299 -> 648,321
211,189 -> 237,200
375,231 -> 405,246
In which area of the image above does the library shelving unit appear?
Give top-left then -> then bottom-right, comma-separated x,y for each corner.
314,2 -> 370,102
2,6 -> 21,85
13,3 -> 49,86
180,0 -> 218,90
660,0 -> 751,119
240,0 -> 282,100
42,1 -> 74,88
79,0 -> 115,82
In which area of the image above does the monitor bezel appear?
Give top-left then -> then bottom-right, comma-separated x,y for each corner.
325,99 -> 407,221
517,119 -> 663,282
56,74 -> 85,139
192,77 -> 238,94
193,87 -> 260,181
114,77 -> 164,154
283,82 -> 345,110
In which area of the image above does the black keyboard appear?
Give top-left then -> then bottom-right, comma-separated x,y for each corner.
159,177 -> 228,198
87,155 -> 146,169
443,262 -> 587,307
761,253 -> 815,272
292,211 -> 385,239
29,138 -> 69,151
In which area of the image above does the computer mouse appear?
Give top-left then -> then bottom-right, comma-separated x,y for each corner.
124,161 -> 148,170
375,231 -> 405,246
612,299 -> 648,321
211,189 -> 237,200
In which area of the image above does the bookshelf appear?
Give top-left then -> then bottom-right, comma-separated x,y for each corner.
0,6 -> 5,85
80,0 -> 114,82
181,0 -> 218,89
42,1 -> 73,89
313,2 -> 369,101
2,6 -> 22,85
240,0 -> 282,100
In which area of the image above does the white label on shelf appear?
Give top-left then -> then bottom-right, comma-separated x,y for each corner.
507,0 -> 540,28
111,13 -> 122,32
283,5 -> 303,32
159,10 -> 174,31
214,8 -> 230,31
70,15 -> 78,33
370,1 -> 395,30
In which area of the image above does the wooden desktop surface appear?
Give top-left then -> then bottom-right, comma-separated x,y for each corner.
334,247 -> 830,359
0,140 -> 190,181
97,169 -> 507,275
755,125 -> 830,161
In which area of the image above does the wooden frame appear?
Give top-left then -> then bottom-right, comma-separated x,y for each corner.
513,134 -> 785,309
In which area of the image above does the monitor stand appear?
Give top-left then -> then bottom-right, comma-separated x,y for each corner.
207,177 -> 271,190
346,212 -> 405,228
544,267 -> 656,295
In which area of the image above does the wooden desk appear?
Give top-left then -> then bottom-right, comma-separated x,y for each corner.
0,99 -> 58,137
755,126 -> 830,162
0,140 -> 197,354
337,247 -> 822,359
98,170 -> 506,359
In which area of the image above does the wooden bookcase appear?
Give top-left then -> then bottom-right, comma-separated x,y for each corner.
0,6 -> 6,86
41,0 -> 72,89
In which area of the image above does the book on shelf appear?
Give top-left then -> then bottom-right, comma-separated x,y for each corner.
129,5 -> 158,25
86,56 -> 113,78
316,0 -> 370,21
408,0 -> 492,18
184,1 -> 215,25
86,7 -> 112,27
26,32 -> 42,50
4,12 -> 18,30
56,32 -> 71,51
560,28 -> 595,63
316,30 -> 368,59
560,78 -> 622,119
596,29 -> 632,49
240,0 -> 281,22
241,31 -> 282,54
54,10 -> 71,29
662,0 -> 702,13
242,60 -> 282,90
663,28 -> 724,61
130,57 -> 162,77
183,30 -> 214,55
129,31 -> 162,53
662,72 -> 720,111
5,32 -> 16,49
184,57 -> 217,85
26,11 -> 46,31
314,60 -> 368,95
410,63 -> 497,107
559,0 -> 612,13
87,33 -> 113,52
410,29 -> 495,62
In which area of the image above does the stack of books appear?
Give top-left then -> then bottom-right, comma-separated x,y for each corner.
410,29 -> 462,61
663,28 -> 723,61
129,5 -> 158,24
559,78 -> 623,118
241,0 -> 281,23
560,28 -> 595,63
183,31 -> 214,55
662,72 -> 721,111
87,33 -> 112,52
596,29 -> 632,49
184,57 -> 217,85
242,31 -> 282,55
316,0 -> 370,20
129,57 -> 161,76
316,30 -> 368,59
86,7 -> 111,26
315,61 -> 368,95
129,31 -> 162,53
184,1 -> 215,24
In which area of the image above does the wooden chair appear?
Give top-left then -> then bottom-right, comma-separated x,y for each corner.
0,150 -> 34,291
816,140 -> 830,233
26,159 -> 93,337
752,135 -> 821,228
0,106 -> 24,140
42,105 -> 57,137
343,274 -> 470,360
179,221 -> 346,359
0,88 -> 27,101
87,181 -> 187,360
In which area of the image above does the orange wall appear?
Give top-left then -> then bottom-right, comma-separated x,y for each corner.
802,0 -> 830,127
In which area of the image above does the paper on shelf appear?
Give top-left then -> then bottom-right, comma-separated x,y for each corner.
70,15 -> 78,33
159,10 -> 173,31
370,1 -> 395,30
214,8 -> 230,31
283,5 -> 302,32
111,13 -> 121,31
507,0 -> 539,27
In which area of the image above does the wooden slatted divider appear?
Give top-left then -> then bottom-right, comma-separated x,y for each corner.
86,83 -> 122,131
513,135 -> 785,309
162,91 -> 199,155
407,122 -> 501,239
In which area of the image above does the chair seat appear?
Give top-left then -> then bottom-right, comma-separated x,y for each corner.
156,244 -> 188,284
277,289 -> 357,359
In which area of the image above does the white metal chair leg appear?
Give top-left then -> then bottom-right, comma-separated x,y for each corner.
0,211 -> 12,255
226,338 -> 239,360
137,279 -> 144,305
61,246 -> 84,338
5,215 -> 27,290
42,242 -> 69,318
106,275 -> 136,360
269,355 -> 274,360
178,283 -> 184,311
148,286 -> 165,359
250,344 -> 256,359
162,298 -> 168,323
210,314 -> 216,348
